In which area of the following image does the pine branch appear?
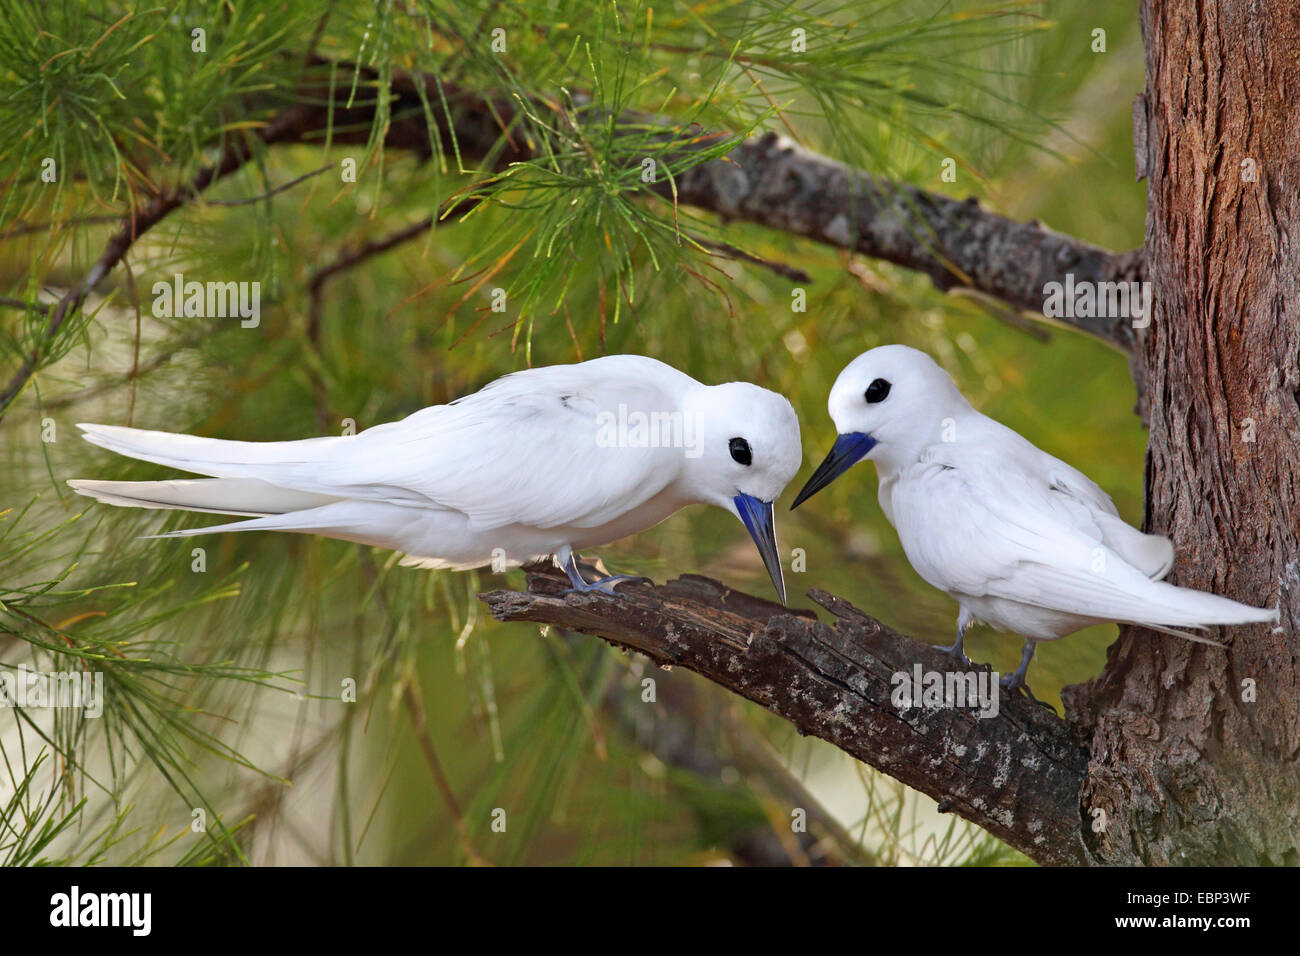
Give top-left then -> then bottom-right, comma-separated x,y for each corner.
652,132 -> 1143,350
480,566 -> 1092,866
559,624 -> 874,865
287,58 -> 1142,351
1,56 -> 1142,424
0,106 -> 318,422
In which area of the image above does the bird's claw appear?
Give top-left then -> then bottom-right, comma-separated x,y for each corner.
999,673 -> 1056,712
557,550 -> 652,597
595,573 -> 654,587
561,573 -> 651,597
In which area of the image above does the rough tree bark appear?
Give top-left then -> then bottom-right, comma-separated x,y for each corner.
1062,0 -> 1300,865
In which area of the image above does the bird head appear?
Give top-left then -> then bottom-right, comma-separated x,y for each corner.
681,382 -> 802,603
791,345 -> 967,508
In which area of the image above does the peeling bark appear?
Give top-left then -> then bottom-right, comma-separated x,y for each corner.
481,567 -> 1091,866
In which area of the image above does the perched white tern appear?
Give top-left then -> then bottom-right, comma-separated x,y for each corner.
70,355 -> 802,601
791,345 -> 1277,695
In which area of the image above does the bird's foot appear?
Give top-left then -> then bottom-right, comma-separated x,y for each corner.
999,673 -> 1056,712
561,574 -> 650,597
942,640 -> 971,667
591,572 -> 654,588
557,550 -> 652,597
945,615 -> 973,666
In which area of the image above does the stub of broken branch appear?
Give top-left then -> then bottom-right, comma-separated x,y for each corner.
480,566 -> 1092,866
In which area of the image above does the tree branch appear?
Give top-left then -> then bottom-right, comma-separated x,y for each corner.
480,566 -> 1092,866
293,58 -> 1141,351
0,105 -> 318,421
3,58 -> 1142,421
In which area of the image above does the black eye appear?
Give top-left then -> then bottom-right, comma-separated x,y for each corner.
729,437 -> 752,466
865,378 -> 891,403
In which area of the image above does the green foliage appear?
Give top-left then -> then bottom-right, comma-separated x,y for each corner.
1,0 -> 1146,865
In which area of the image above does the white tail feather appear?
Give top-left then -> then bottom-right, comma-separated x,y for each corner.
1132,578 -> 1278,631
68,478 -> 342,517
75,422 -> 343,480
1132,621 -> 1225,647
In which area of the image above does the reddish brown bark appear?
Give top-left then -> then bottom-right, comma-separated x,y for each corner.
1064,0 -> 1300,865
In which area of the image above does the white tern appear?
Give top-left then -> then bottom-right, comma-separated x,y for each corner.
70,354 -> 802,601
791,344 -> 1277,695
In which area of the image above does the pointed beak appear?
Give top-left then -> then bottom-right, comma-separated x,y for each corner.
733,492 -> 786,605
790,432 -> 878,510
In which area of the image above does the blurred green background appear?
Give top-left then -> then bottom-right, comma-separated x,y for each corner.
0,1 -> 1145,865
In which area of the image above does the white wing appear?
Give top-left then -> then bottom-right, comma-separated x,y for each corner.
78,355 -> 696,532
891,443 -> 1256,628
892,445 -> 1103,600
973,418 -> 1174,579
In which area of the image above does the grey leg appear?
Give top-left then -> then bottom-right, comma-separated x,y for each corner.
589,573 -> 654,587
1000,639 -> 1053,709
944,608 -> 973,663
1000,639 -> 1036,691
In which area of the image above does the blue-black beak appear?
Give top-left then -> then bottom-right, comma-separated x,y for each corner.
734,493 -> 786,605
790,432 -> 877,510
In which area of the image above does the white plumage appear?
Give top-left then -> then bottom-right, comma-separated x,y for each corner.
792,344 -> 1277,692
70,354 -> 802,599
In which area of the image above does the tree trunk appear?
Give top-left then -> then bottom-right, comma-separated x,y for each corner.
1064,0 -> 1300,864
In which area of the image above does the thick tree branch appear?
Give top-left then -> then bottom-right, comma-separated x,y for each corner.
652,132 -> 1144,350
481,566 -> 1092,866
287,58 -> 1143,351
